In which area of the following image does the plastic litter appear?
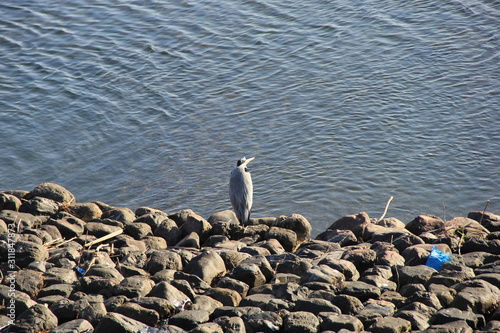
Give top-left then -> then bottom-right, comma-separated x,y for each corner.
425,246 -> 452,271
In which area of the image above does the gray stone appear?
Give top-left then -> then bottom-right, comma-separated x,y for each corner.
293,298 -> 341,315
12,240 -> 49,268
65,202 -> 103,221
213,316 -> 246,333
450,279 -> 500,314
245,311 -> 282,333
283,311 -> 320,333
468,211 -> 500,232
79,295 -> 107,326
316,229 -> 358,246
124,222 -> 152,239
430,307 -> 485,329
396,265 -> 437,285
101,207 -> 136,224
327,212 -> 371,238
227,263 -> 267,289
7,269 -> 44,298
43,267 -> 78,285
266,226 -> 298,252
273,214 -> 312,243
330,294 -> 364,315
0,192 -> 22,211
115,301 -> 160,327
38,283 -> 74,298
147,281 -> 190,309
319,313 -> 364,332
204,287 -> 242,307
406,215 -> 444,235
421,319 -> 473,333
183,250 -> 226,285
239,293 -> 274,309
0,210 -> 49,230
299,265 -> 345,290
176,231 -> 201,248
341,248 -> 377,273
402,244 -> 451,266
9,304 -> 58,333
94,312 -> 148,333
154,217 -> 181,245
217,277 -> 250,297
113,276 -> 155,298
240,245 -> 271,256
0,285 -> 36,319
131,296 -> 179,319
168,309 -> 210,331
404,291 -> 442,310
318,257 -> 360,281
188,295 -> 223,313
28,183 -> 75,204
368,317 -> 411,333
50,318 -> 94,333
181,212 -> 212,243
342,281 -> 381,302
46,212 -> 86,239
147,249 -> 183,274
189,322 -> 224,333
19,196 -> 60,216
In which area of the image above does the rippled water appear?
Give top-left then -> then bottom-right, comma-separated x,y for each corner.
1,0 -> 498,235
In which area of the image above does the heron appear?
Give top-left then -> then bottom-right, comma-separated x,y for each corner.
229,157 -> 255,224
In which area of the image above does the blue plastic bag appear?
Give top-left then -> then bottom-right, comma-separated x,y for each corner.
425,246 -> 452,271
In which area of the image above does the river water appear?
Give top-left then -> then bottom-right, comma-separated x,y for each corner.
1,0 -> 498,235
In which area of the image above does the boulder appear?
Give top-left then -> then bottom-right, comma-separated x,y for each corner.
94,312 -> 148,333
342,281 -> 381,302
468,211 -> 500,232
19,196 -> 60,216
331,294 -> 364,315
320,313 -> 364,332
27,183 -> 75,204
146,249 -> 183,274
395,265 -> 437,285
406,215 -> 444,235
154,217 -> 181,245
341,248 -> 377,273
430,307 -> 485,329
168,309 -> 211,331
115,302 -> 160,327
46,212 -> 86,239
273,214 -> 312,242
204,287 -> 242,307
316,229 -> 358,246
147,281 -> 190,309
9,304 -> 58,333
245,311 -> 282,333
113,276 -> 155,298
181,212 -> 212,243
0,192 -> 22,211
327,212 -> 371,238
50,319 -> 94,333
183,250 -> 226,285
368,316 -> 411,333
293,298 -> 341,315
101,207 -> 136,224
450,279 -> 500,314
64,202 -> 102,221
283,311 -> 320,333
213,316 -> 246,333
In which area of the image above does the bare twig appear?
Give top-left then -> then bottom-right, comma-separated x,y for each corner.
479,200 -> 490,225
377,196 -> 394,222
84,229 -> 123,248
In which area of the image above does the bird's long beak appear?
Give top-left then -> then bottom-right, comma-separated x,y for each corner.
244,157 -> 255,165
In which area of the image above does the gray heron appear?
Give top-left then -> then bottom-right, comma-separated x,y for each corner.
229,157 -> 255,224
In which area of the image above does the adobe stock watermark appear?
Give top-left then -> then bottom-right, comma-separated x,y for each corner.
5,219 -> 19,326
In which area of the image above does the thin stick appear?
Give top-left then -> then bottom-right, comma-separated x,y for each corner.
46,237 -> 77,249
479,200 -> 490,225
377,196 -> 394,222
84,229 -> 123,248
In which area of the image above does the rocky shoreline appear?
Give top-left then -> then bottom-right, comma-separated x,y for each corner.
0,182 -> 499,333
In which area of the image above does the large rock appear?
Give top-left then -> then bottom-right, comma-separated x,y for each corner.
168,309 -> 211,331
183,250 -> 226,285
450,279 -> 500,314
368,316 -> 411,333
146,249 -> 183,274
320,313 -> 364,332
442,217 -> 490,239
46,212 -> 86,239
0,192 -> 22,211
19,197 -> 60,216
94,312 -> 148,333
50,319 -> 94,333
115,302 -> 160,327
64,202 -> 102,221
282,311 -> 319,333
9,304 -> 58,333
147,281 -> 190,309
13,240 -> 49,268
273,214 -> 312,242
181,212 -> 212,243
405,215 -> 444,235
113,276 -> 155,298
154,217 -> 181,245
27,183 -> 75,204
468,211 -> 500,232
327,212 -> 371,238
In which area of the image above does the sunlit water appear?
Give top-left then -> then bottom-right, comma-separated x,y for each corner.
1,0 -> 498,236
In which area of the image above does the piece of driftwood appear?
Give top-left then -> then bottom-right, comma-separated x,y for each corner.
84,229 -> 123,247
